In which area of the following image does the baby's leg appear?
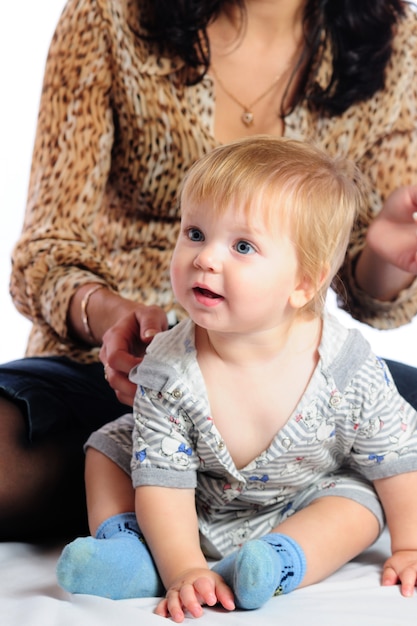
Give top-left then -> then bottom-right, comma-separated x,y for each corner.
56,450 -> 164,598
277,495 -> 380,587
84,447 -> 135,534
213,496 -> 379,609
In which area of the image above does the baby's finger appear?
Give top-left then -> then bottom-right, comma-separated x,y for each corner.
399,567 -> 417,598
382,565 -> 398,587
214,579 -> 236,611
178,582 -> 204,619
192,577 -> 219,607
154,597 -> 169,618
164,588 -> 187,623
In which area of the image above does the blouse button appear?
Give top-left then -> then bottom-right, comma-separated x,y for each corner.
218,441 -> 225,450
172,388 -> 182,399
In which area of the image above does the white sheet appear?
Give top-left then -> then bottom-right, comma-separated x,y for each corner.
1,528 -> 417,626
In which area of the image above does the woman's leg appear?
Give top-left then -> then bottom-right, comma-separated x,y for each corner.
385,359 -> 417,410
0,395 -> 88,541
0,357 -> 131,542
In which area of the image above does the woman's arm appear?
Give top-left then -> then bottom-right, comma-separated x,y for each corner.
10,0 -> 116,340
10,0 -> 169,375
334,11 -> 417,329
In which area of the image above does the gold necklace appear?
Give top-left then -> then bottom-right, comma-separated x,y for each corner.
211,60 -> 294,128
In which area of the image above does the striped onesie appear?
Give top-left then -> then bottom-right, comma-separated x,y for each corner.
87,313 -> 417,558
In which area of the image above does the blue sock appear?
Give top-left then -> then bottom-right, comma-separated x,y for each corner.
212,533 -> 306,610
56,513 -> 164,599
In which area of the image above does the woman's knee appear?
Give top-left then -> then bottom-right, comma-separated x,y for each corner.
0,395 -> 29,449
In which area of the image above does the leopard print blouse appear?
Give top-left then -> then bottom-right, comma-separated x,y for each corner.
9,0 -> 417,363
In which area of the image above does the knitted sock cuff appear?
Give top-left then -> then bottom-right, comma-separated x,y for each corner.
95,512 -> 139,539
261,533 -> 307,592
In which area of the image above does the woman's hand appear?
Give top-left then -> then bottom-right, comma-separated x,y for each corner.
366,185 -> 417,273
355,185 -> 417,301
154,568 -> 235,623
382,550 -> 417,597
100,303 -> 168,406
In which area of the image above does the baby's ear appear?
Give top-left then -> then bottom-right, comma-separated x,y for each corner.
288,278 -> 316,310
289,265 -> 330,310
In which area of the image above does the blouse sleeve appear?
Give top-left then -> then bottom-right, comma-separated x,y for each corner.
334,10 -> 417,329
335,123 -> 417,329
9,0 -> 116,341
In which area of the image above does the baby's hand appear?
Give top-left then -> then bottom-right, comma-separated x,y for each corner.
382,550 -> 417,597
154,568 -> 235,623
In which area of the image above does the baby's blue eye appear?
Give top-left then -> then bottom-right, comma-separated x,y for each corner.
235,240 -> 255,255
187,228 -> 204,242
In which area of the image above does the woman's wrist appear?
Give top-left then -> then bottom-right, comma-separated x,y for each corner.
80,284 -> 107,343
355,246 -> 415,302
68,283 -> 118,346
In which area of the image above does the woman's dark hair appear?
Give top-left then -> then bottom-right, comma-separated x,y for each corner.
140,0 -> 407,116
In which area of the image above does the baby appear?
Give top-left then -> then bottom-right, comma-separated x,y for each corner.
57,136 -> 417,622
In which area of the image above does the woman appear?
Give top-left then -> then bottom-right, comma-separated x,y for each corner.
1,0 -> 416,541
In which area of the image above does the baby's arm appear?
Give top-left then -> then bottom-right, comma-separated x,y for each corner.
135,485 -> 235,622
374,471 -> 417,596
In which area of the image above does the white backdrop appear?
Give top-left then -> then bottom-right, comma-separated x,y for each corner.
1,1 -> 67,362
1,1 -> 416,366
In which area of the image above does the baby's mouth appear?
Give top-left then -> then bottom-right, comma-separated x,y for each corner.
193,286 -> 223,300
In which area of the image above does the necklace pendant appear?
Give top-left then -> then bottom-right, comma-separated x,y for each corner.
241,110 -> 254,127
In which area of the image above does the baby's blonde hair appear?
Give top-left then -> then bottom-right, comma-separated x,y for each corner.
180,135 -> 365,315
